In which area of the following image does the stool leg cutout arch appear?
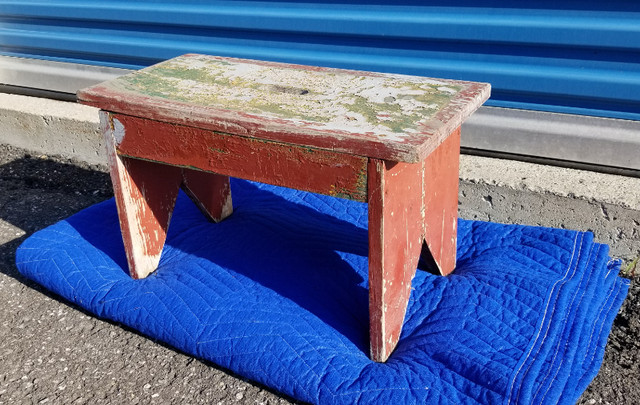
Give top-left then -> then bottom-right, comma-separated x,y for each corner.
101,112 -> 234,279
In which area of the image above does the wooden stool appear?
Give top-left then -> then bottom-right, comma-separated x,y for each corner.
78,54 -> 490,362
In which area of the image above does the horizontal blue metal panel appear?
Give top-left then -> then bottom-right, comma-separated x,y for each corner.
1,1 -> 640,121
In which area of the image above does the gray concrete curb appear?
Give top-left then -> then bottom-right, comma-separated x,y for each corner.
2,92 -> 638,209
0,93 -> 102,165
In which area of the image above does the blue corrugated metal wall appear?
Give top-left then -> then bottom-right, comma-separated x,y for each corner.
1,1 -> 639,121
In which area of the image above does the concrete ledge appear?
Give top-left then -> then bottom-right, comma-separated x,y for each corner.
460,155 -> 640,210
0,93 -> 103,165
2,93 -> 638,208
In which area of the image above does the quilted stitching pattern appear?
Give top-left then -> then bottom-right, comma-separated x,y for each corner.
16,179 -> 628,404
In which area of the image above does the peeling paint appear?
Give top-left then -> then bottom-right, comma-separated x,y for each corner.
115,55 -> 467,139
83,56 -> 479,363
79,54 -> 489,164
112,117 -> 126,146
112,113 -> 369,202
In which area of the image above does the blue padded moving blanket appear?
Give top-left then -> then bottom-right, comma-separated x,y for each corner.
16,179 -> 628,404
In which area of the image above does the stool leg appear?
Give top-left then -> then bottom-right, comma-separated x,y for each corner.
420,127 -> 461,276
102,112 -> 183,279
182,168 -> 233,222
368,159 -> 424,362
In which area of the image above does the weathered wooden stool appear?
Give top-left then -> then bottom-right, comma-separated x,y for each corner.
78,54 -> 490,362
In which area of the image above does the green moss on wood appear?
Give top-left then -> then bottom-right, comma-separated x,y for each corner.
116,55 -> 467,135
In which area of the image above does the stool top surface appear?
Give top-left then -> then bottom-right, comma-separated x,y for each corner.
78,54 -> 490,162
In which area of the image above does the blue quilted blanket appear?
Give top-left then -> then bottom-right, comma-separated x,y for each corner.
16,179 -> 628,404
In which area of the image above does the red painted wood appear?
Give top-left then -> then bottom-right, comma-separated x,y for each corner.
368,158 -> 424,362
77,54 -> 491,163
101,111 -> 183,279
87,55 -> 481,362
112,113 -> 368,202
421,126 -> 461,276
182,169 -> 233,222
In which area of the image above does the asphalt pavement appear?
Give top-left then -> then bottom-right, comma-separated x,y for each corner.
0,100 -> 638,403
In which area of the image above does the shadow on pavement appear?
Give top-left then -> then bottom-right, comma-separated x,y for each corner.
0,145 -> 305,404
0,147 -> 112,281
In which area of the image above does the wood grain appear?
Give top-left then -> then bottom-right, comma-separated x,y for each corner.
101,111 -> 183,279
368,159 -> 424,362
182,168 -> 233,222
420,126 -> 461,276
